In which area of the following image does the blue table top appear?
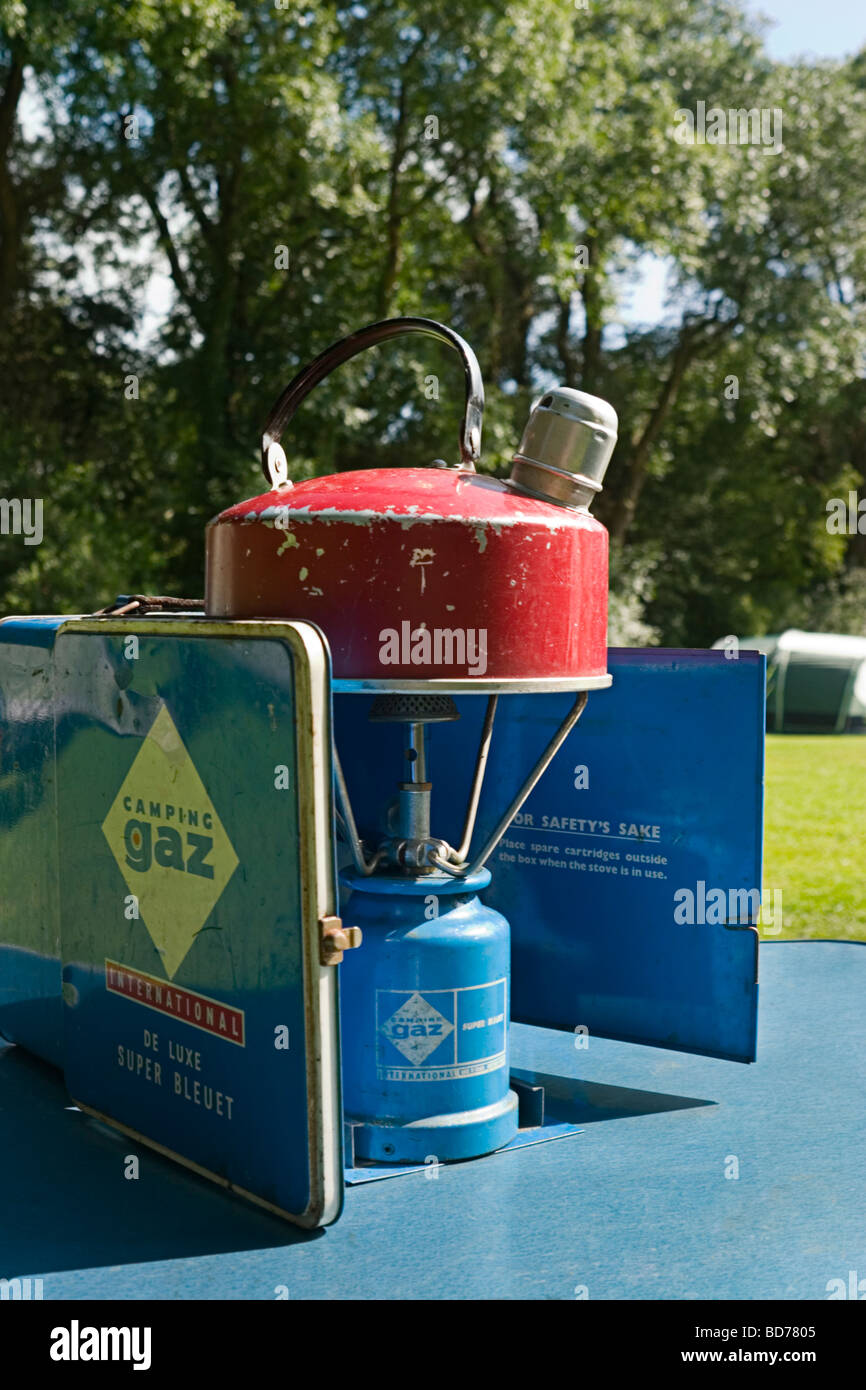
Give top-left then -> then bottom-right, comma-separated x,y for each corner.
2,941 -> 863,1300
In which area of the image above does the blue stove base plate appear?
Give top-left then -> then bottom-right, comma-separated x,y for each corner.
345,1118 -> 582,1185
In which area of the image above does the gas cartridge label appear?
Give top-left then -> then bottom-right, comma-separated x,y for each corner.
376,980 -> 506,1082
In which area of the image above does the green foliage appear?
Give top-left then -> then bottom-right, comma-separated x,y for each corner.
1,0 -> 864,631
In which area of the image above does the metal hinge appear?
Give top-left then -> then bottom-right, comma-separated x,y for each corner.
319,915 -> 363,966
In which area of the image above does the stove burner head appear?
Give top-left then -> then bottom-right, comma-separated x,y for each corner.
367,693 -> 460,724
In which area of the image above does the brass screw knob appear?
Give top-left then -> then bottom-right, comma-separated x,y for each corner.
319,916 -> 363,965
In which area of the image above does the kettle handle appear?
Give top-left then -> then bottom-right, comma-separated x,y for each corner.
260,316 -> 485,487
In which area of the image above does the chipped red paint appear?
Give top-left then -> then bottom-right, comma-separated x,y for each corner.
205,467 -> 608,683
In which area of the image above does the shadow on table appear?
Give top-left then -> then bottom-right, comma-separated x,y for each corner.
1,1041 -> 715,1279
0,1045 -> 322,1279
510,1066 -> 713,1124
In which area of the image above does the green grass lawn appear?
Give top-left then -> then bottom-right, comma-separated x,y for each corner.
763,735 -> 866,940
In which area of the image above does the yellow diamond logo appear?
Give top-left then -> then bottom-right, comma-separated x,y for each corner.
101,704 -> 239,979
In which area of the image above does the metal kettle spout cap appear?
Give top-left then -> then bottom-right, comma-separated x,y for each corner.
510,387 -> 618,511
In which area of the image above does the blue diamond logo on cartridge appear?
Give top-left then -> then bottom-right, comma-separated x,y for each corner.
379,991 -> 454,1065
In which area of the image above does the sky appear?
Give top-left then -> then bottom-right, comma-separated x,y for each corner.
745,0 -> 865,62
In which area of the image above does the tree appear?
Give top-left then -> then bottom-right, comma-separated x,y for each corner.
1,0 -> 865,642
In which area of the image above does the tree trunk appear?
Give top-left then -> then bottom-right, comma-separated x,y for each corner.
608,331 -> 696,546
0,55 -> 25,320
580,234 -> 603,392
556,296 -> 580,385
376,81 -> 410,319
